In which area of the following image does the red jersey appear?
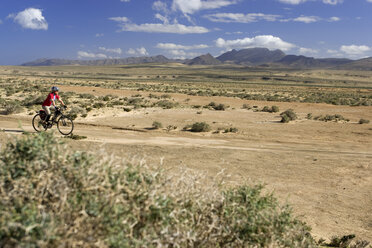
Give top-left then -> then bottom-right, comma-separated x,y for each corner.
42,93 -> 60,106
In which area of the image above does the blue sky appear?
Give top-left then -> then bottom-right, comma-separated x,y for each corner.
1,0 -> 372,65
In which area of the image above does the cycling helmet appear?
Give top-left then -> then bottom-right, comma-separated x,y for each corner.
51,86 -> 59,92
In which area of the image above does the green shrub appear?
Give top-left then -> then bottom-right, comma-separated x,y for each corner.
271,105 -> 280,113
205,102 -> 228,111
314,114 -> 349,122
152,121 -> 163,129
93,102 -> 105,109
155,100 -> 178,109
2,103 -> 23,115
0,132 -> 317,247
280,109 -> 297,123
262,106 -> 280,113
224,127 -> 238,133
358,119 -> 370,124
64,134 -> 87,140
242,104 -> 251,110
307,113 -> 313,120
190,122 -> 211,132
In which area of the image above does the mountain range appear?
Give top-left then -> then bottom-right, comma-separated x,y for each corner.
21,48 -> 372,70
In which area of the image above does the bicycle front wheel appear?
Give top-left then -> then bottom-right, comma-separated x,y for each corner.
32,114 -> 46,132
57,115 -> 74,135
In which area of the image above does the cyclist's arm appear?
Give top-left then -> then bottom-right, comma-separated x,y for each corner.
58,98 -> 65,106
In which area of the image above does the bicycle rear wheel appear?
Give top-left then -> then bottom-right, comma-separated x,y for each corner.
57,115 -> 74,135
32,114 -> 46,132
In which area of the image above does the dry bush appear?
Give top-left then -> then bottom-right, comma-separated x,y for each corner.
280,109 -> 297,123
0,132 -> 317,247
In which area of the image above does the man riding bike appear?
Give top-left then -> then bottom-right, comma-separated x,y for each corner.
42,86 -> 66,124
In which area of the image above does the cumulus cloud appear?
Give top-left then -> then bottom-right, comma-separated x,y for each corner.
109,16 -> 129,22
278,0 -> 343,4
127,47 -> 149,56
340,45 -> 371,55
153,1 -> 169,13
109,16 -> 208,34
119,22 -> 208,34
323,0 -> 343,4
204,13 -> 281,23
216,35 -> 296,51
172,0 -> 238,14
329,16 -> 340,22
205,13 -> 338,24
99,47 -> 122,54
293,15 -> 321,23
169,50 -> 201,59
278,0 -> 307,4
9,8 -> 48,30
78,51 -> 107,59
298,47 -> 319,55
156,43 -> 209,50
156,43 -> 208,59
155,13 -> 169,24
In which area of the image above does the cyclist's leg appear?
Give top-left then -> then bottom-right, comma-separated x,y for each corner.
43,106 -> 51,122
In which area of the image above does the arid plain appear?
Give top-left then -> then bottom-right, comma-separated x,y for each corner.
0,64 -> 371,242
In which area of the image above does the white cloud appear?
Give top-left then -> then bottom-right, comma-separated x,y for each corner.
169,50 -> 201,59
109,16 -> 208,34
120,0 -> 130,2
155,13 -> 169,24
323,0 -> 343,4
299,47 -> 319,55
327,49 -> 343,57
9,8 -> 48,30
109,17 -> 129,22
216,35 -> 296,51
293,15 -> 321,23
329,16 -> 340,22
278,0 -> 343,4
156,43 -> 209,50
95,33 -> 104,37
172,0 -> 238,14
204,13 -> 281,23
156,43 -> 207,59
99,47 -> 122,54
127,47 -> 149,56
340,45 -> 371,55
278,0 -> 307,4
367,0 -> 372,2
78,51 -> 108,59
153,1 -> 169,13
119,22 -> 209,34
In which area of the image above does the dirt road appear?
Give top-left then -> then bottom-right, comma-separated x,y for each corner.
1,105 -> 371,242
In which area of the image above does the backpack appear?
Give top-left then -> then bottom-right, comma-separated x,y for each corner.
39,110 -> 47,120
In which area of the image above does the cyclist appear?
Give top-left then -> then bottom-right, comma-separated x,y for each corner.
42,86 -> 66,124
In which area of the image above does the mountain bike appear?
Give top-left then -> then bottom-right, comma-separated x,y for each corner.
32,106 -> 74,135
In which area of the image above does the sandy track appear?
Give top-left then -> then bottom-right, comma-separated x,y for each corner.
1,112 -> 371,241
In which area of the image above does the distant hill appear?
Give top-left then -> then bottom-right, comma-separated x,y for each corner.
22,55 -> 173,66
185,53 -> 221,65
21,48 -> 372,70
334,57 -> 372,70
217,48 -> 286,65
275,55 -> 352,68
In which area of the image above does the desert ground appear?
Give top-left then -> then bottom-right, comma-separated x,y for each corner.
0,64 -> 371,242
